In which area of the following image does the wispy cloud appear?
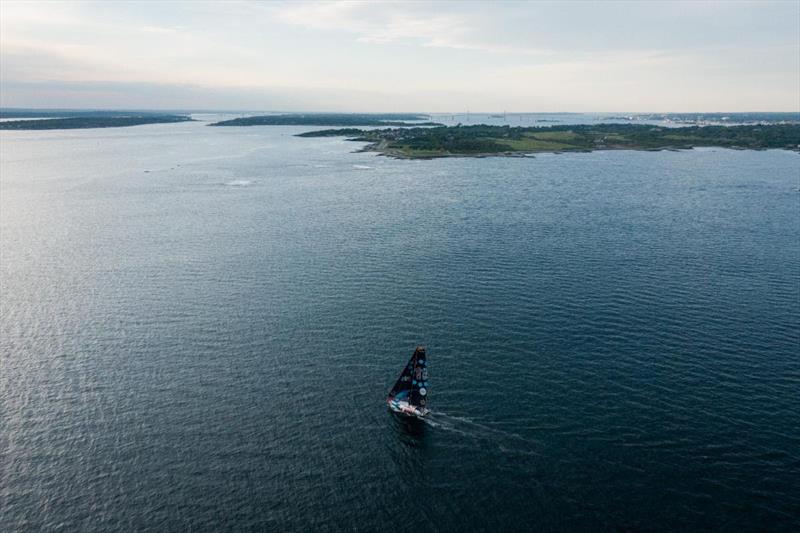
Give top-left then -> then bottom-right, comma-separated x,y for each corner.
0,0 -> 797,111
138,25 -> 184,35
272,1 -> 550,55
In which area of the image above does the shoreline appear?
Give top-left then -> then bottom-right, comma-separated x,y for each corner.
295,123 -> 800,160
0,115 -> 193,130
354,141 -> 799,160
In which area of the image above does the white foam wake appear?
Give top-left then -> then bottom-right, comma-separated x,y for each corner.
423,411 -> 543,456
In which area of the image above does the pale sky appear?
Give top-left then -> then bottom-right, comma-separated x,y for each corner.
1,0 -> 798,112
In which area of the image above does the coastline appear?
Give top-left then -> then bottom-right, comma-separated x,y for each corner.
295,123 -> 800,160
354,140 -> 799,160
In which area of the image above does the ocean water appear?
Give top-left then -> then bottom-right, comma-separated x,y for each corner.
1,119 -> 799,531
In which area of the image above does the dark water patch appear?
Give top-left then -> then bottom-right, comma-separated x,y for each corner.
1,127 -> 799,531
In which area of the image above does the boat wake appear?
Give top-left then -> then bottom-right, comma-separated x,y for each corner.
385,348 -> 539,456
423,411 -> 543,456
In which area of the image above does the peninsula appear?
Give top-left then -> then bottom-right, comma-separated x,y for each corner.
0,114 -> 193,130
209,113 -> 441,127
297,123 -> 800,158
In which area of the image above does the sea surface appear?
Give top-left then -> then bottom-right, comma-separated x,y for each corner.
1,116 -> 799,531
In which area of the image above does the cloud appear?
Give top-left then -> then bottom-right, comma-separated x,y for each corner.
138,25 -> 184,35
271,1 -> 550,55
0,78 -> 413,112
0,0 -> 797,111
0,41 -> 126,83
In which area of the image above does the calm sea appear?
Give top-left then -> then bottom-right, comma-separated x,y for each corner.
1,117 -> 799,531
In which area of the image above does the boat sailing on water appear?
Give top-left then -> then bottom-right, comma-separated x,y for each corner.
386,346 -> 430,418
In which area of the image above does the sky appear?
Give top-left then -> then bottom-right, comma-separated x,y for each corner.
1,0 -> 798,112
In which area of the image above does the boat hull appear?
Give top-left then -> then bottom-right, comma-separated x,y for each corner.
387,399 -> 429,418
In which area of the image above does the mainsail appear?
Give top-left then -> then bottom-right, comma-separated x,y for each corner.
387,347 -> 429,414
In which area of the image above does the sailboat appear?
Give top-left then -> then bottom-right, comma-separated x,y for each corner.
386,346 -> 430,418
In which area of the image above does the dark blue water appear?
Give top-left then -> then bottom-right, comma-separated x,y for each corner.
1,122 -> 799,531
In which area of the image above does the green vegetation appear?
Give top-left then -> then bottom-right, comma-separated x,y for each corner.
0,108 -> 187,119
0,115 -> 192,130
297,123 -> 800,158
209,113 -> 441,127
295,128 -> 366,137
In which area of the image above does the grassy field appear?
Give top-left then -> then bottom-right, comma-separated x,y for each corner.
497,138 -> 576,152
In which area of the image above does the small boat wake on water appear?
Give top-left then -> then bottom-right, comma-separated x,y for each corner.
385,347 -> 542,456
386,346 -> 430,418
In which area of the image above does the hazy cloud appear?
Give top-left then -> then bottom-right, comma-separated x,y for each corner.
272,1 -> 551,55
1,0 -> 797,111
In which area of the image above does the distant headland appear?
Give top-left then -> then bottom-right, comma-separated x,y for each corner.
0,110 -> 192,130
208,113 -> 442,127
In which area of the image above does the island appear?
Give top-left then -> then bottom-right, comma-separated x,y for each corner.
0,114 -> 193,130
209,113 -> 442,127
296,123 -> 800,159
